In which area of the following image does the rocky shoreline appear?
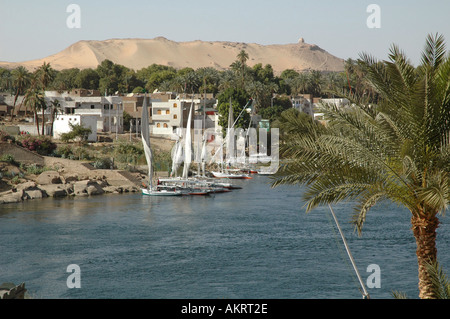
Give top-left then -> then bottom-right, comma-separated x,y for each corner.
0,169 -> 140,204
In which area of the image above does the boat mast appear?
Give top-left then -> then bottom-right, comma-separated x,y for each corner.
182,96 -> 194,179
141,94 -> 152,190
328,204 -> 370,299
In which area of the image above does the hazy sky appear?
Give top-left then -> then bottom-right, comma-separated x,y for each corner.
1,0 -> 449,66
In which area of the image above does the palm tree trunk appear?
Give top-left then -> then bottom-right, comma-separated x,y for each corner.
50,108 -> 57,137
411,213 -> 440,299
34,105 -> 40,136
41,106 -> 45,135
10,91 -> 19,122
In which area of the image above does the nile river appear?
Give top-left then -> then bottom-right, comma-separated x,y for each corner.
1,175 -> 450,299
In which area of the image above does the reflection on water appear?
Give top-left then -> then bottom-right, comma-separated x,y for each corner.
1,175 -> 450,299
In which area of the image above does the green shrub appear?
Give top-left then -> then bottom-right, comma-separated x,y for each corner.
54,145 -> 73,158
60,123 -> 92,143
0,154 -> 19,166
114,141 -> 144,164
10,175 -> 20,184
92,158 -> 113,169
23,164 -> 48,175
72,146 -> 92,160
0,130 -> 15,143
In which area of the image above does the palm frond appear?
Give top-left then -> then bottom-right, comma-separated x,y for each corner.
417,171 -> 450,215
352,192 -> 385,236
425,260 -> 450,299
391,290 -> 409,299
421,33 -> 446,70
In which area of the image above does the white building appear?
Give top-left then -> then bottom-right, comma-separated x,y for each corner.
320,98 -> 350,108
291,94 -> 314,116
52,114 -> 98,142
150,92 -> 217,136
45,89 -> 123,134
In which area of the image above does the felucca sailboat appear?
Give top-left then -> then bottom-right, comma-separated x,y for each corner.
141,94 -> 182,196
211,99 -> 252,179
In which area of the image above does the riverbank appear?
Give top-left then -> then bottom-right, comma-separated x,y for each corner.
0,129 -> 178,204
0,155 -> 154,204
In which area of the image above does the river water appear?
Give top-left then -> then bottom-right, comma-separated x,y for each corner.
1,175 -> 450,299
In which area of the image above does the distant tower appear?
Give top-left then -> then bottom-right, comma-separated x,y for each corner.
298,37 -> 305,44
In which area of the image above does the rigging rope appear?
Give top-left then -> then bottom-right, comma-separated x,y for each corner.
325,204 -> 370,299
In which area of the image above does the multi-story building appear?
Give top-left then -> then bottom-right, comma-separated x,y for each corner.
45,89 -> 123,134
150,92 -> 217,136
291,94 -> 314,116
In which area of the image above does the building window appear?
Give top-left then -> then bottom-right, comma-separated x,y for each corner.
166,110 -> 170,115
173,114 -> 177,119
163,123 -> 168,128
157,110 -> 162,115
173,103 -> 177,108
91,105 -> 95,109
157,123 -> 161,128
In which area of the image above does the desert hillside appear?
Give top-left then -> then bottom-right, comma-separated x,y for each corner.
0,37 -> 345,74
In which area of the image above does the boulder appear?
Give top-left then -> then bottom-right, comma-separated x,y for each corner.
103,186 -> 123,194
73,180 -> 89,196
39,184 -> 68,198
87,183 -> 104,196
123,185 -> 139,193
15,181 -> 37,192
63,174 -> 79,183
0,190 -> 23,204
36,171 -> 62,185
23,189 -> 47,200
73,180 -> 104,196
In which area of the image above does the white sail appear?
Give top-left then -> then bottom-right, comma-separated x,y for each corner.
170,128 -> 183,177
182,103 -> 193,179
236,131 -> 246,164
226,99 -> 234,166
141,94 -> 152,189
200,131 -> 208,176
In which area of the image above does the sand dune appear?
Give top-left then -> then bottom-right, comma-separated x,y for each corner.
0,37 -> 345,74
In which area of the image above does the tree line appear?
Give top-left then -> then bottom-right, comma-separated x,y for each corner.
0,50 -> 375,119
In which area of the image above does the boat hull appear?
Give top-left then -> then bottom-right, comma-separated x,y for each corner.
141,188 -> 182,196
211,171 -> 252,179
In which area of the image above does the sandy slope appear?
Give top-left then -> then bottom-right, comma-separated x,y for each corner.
0,37 -> 344,74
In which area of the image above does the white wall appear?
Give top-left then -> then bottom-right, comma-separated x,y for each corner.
53,115 -> 98,142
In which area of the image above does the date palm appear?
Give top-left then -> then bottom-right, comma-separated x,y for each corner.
24,87 -> 45,136
235,50 -> 249,88
36,62 -> 55,135
10,66 -> 31,121
49,99 -> 61,136
272,33 -> 450,299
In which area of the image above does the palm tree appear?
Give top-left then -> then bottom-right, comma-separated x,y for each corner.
393,261 -> 450,299
272,33 -> 450,299
237,50 -> 249,88
10,66 -> 31,121
49,99 -> 61,136
0,68 -> 12,92
24,88 -> 45,136
36,62 -> 55,135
